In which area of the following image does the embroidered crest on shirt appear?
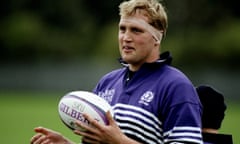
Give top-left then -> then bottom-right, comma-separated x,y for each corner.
98,89 -> 115,103
138,91 -> 154,106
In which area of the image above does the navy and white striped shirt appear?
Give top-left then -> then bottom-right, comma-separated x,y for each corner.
93,53 -> 203,144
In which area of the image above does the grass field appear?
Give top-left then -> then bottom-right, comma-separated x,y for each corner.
0,91 -> 239,144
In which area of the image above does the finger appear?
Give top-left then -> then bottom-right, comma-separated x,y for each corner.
74,120 -> 89,131
106,111 -> 115,125
86,114 -> 105,132
34,127 -> 52,135
82,137 -> 99,144
31,134 -> 47,144
77,113 -> 100,130
41,139 -> 50,144
74,129 -> 99,142
30,133 -> 42,144
76,130 -> 101,144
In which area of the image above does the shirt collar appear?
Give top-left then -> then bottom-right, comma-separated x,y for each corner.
118,51 -> 172,67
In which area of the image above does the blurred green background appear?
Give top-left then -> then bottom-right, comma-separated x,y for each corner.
0,0 -> 239,143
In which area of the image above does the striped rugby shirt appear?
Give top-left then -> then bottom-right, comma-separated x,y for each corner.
93,52 -> 203,144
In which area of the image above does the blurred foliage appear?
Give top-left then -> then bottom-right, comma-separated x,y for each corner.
162,19 -> 240,68
0,0 -> 239,68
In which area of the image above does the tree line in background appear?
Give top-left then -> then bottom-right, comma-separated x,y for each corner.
0,0 -> 240,68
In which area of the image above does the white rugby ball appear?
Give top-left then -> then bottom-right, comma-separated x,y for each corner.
58,91 -> 112,131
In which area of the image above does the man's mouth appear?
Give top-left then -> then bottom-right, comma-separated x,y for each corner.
122,46 -> 135,52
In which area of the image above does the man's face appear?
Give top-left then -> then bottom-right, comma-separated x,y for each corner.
118,12 -> 160,70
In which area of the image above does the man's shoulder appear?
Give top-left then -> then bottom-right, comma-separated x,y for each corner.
104,67 -> 125,77
98,67 -> 126,82
159,65 -> 192,84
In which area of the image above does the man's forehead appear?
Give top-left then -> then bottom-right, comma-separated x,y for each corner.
119,16 -> 149,27
119,16 -> 163,43
119,18 -> 145,27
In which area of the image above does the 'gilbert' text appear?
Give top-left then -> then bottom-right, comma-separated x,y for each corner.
60,102 -> 90,124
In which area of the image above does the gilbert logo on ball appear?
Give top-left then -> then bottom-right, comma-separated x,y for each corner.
58,91 -> 113,131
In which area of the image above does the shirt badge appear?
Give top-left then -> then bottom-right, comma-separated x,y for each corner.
138,91 -> 154,106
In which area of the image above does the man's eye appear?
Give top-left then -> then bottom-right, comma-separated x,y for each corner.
132,28 -> 142,33
119,26 -> 126,32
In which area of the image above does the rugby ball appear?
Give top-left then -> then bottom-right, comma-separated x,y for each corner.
58,91 -> 113,131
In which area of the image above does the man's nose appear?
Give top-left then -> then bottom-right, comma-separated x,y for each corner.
123,31 -> 132,41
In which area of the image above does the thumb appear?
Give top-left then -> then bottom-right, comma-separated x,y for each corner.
34,127 -> 52,135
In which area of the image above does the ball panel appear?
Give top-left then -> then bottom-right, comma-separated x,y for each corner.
68,91 -> 111,112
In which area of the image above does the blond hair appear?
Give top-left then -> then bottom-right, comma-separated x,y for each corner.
119,0 -> 168,36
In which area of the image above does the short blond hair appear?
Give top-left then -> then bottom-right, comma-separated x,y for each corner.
119,0 -> 168,36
